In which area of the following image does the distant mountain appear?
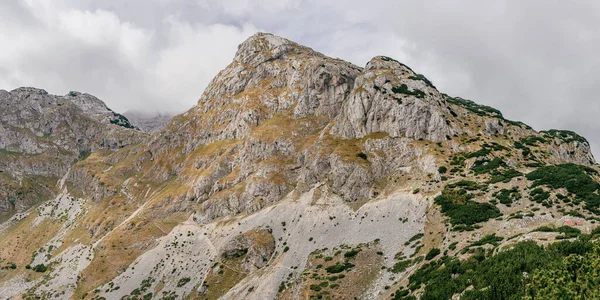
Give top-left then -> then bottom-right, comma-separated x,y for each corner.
0,87 -> 145,215
1,33 -> 599,300
123,110 -> 174,133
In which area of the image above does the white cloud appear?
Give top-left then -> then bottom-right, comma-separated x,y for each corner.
0,0 -> 257,113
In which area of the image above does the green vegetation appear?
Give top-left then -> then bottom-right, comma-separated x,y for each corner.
325,262 -> 355,274
446,96 -> 503,118
520,136 -> 548,146
78,150 -> 91,161
379,56 -> 415,72
471,157 -> 506,175
470,234 -> 503,247
526,164 -> 600,212
465,148 -> 491,159
356,152 -> 368,160
534,226 -> 581,239
529,188 -> 551,206
489,168 -> 522,184
438,166 -> 448,174
541,129 -> 589,145
525,243 -> 600,299
391,84 -> 426,99
408,74 -> 435,88
425,248 -> 441,260
1,263 -> 16,270
447,180 -> 481,191
402,238 -> 596,300
405,233 -> 424,246
343,249 -> 361,258
494,188 -> 521,205
392,259 -> 415,274
177,277 -> 191,287
109,113 -> 135,129
514,141 -> 532,157
434,186 -> 501,227
32,264 -> 47,273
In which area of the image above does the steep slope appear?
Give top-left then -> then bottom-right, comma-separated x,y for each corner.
0,33 -> 599,300
0,88 -> 146,216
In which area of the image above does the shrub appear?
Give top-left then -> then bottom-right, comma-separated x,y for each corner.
489,169 -> 522,184
541,129 -> 588,144
494,188 -> 521,205
409,240 -> 595,300
448,180 -> 481,191
434,188 -> 501,225
446,96 -> 503,118
449,242 -> 458,251
177,277 -> 191,287
405,233 -> 424,245
392,259 -> 414,273
32,264 -> 47,273
425,248 -> 441,260
438,166 -> 448,174
356,152 -> 368,160
470,234 -> 503,247
520,136 -> 548,146
391,84 -> 426,98
325,262 -> 355,273
529,188 -> 550,203
465,148 -> 491,159
471,157 -> 506,175
344,249 -> 361,258
526,164 -> 600,211
408,74 -> 435,88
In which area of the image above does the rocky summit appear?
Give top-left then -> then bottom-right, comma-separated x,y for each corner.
1,32 -> 599,299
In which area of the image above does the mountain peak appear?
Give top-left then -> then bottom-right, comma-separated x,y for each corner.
9,86 -> 49,95
233,32 -> 318,66
366,56 -> 416,74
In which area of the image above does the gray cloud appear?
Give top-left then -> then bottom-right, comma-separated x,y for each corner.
2,0 -> 600,157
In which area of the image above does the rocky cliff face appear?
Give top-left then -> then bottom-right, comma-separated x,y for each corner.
0,33 -> 598,300
0,87 -> 145,215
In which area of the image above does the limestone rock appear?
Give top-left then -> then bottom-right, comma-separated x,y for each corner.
221,228 -> 276,273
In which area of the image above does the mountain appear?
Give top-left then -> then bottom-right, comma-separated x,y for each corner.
0,32 -> 599,299
0,88 -> 145,217
123,111 -> 174,134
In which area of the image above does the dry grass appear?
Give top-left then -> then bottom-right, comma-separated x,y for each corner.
0,214 -> 61,282
199,257 -> 247,300
280,243 -> 383,299
75,210 -> 188,298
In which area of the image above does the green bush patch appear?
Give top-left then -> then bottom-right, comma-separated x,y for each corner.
526,164 -> 600,212
392,84 -> 426,99
434,187 -> 501,226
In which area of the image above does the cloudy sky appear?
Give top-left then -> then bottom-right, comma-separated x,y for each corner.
1,0 -> 600,156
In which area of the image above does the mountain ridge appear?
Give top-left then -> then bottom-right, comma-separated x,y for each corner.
0,32 -> 598,300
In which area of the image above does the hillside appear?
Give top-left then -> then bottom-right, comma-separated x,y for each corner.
0,88 -> 145,218
0,33 -> 599,299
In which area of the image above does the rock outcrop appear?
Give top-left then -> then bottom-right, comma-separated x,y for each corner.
0,87 -> 146,214
330,56 -> 459,142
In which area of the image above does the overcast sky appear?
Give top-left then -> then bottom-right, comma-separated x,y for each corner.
1,0 -> 600,157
